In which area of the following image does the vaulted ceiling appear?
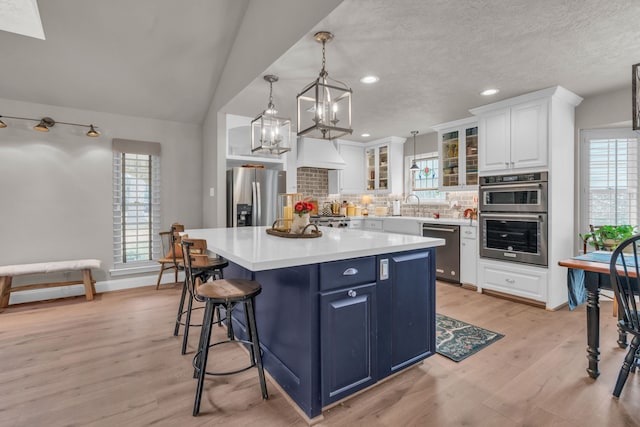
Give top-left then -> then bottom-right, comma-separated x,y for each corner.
2,0 -> 639,142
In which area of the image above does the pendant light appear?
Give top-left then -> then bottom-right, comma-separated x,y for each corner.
410,131 -> 420,171
297,31 -> 352,140
251,75 -> 292,154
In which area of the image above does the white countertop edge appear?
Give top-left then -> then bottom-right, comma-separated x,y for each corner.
219,240 -> 443,271
186,227 -> 445,272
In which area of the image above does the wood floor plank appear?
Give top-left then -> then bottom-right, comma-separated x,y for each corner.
1,282 -> 640,426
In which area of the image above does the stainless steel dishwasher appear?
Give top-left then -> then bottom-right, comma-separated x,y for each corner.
422,223 -> 460,283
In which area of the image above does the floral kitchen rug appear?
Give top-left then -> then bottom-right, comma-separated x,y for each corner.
436,313 -> 504,362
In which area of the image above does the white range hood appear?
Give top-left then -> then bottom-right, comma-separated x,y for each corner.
296,137 -> 346,169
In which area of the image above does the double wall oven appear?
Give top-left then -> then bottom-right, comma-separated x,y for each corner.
479,172 -> 548,266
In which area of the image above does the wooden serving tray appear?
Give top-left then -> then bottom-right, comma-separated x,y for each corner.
267,221 -> 322,238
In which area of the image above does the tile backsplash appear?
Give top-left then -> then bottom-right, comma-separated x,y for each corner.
297,167 -> 477,218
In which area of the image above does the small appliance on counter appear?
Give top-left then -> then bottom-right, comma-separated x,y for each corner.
392,200 -> 401,216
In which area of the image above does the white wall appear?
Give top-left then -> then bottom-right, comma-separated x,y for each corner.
203,0 -> 344,228
0,98 -> 202,291
573,85 -> 633,251
403,131 -> 438,157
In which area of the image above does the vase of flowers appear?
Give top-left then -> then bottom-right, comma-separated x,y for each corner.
291,200 -> 314,234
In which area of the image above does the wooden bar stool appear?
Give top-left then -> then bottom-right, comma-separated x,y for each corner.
182,243 -> 268,416
174,238 -> 228,355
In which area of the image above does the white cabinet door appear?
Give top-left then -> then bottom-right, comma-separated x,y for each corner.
328,142 -> 365,194
363,219 -> 384,231
459,226 -> 477,285
340,143 -> 365,194
510,99 -> 548,170
478,108 -> 510,172
382,218 -> 421,235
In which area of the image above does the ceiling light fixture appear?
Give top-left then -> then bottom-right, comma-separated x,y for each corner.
361,133 -> 370,137
480,88 -> 499,96
360,75 -> 379,84
251,75 -> 291,154
0,115 -> 100,137
410,131 -> 420,171
297,31 -> 352,140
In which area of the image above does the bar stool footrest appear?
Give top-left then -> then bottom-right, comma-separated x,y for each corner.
192,339 -> 260,376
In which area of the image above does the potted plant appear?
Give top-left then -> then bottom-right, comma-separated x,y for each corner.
580,224 -> 637,251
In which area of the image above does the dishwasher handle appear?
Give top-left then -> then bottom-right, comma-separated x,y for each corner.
423,226 -> 457,233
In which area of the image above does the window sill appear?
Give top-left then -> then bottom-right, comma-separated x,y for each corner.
110,262 -> 159,277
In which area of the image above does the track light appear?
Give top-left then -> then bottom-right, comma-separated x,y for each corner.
0,115 -> 100,137
34,117 -> 55,132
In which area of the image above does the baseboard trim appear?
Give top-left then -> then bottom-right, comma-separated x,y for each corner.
481,289 -> 546,309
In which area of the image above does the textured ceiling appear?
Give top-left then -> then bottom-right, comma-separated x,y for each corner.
225,0 -> 640,141
1,0 -> 639,139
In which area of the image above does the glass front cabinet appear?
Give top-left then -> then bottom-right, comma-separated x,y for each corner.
433,117 -> 478,190
364,137 -> 405,194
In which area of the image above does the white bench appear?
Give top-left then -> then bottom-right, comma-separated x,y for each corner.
0,259 -> 101,309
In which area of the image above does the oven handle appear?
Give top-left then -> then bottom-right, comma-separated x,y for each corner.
480,182 -> 542,190
480,213 -> 544,220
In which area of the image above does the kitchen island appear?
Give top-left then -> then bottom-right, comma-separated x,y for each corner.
187,226 -> 444,422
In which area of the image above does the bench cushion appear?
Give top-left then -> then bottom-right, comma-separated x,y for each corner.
0,259 -> 102,277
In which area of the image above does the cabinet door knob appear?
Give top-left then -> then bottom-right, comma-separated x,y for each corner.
343,268 -> 359,276
347,290 -> 357,298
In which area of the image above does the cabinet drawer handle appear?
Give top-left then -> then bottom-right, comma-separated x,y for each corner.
505,278 -> 515,284
343,268 -> 359,276
347,290 -> 357,298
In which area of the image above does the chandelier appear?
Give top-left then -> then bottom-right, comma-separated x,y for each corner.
251,75 -> 292,155
296,31 -> 352,140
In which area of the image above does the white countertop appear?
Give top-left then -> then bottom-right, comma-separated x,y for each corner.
186,226 -> 445,272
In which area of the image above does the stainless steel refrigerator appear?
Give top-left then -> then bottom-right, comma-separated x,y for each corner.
226,168 -> 286,227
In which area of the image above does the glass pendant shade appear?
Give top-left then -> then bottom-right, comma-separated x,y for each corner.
251,75 -> 292,155
297,31 -> 352,140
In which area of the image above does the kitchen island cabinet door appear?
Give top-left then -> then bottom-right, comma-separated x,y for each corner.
320,282 -> 377,406
378,250 -> 435,377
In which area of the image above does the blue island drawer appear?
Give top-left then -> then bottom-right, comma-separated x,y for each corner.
319,257 -> 376,291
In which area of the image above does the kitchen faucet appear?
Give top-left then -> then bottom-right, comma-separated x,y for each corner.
404,194 -> 420,216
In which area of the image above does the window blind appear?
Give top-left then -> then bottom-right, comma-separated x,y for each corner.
582,129 -> 638,227
112,141 -> 161,266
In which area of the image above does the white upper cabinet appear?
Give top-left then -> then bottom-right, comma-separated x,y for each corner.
433,117 -> 479,190
364,137 -> 405,194
328,141 -> 365,194
475,98 -> 548,173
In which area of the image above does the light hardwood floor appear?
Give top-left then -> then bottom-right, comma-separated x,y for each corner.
1,281 -> 639,426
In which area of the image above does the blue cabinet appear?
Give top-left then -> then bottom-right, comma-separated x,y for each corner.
320,282 -> 377,406
378,250 -> 435,376
226,248 -> 435,419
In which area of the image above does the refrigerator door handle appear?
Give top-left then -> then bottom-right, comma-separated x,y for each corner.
252,181 -> 258,225
256,181 -> 262,222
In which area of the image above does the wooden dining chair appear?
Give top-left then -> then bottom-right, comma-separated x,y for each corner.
583,224 -> 618,316
156,223 -> 186,290
608,234 -> 640,398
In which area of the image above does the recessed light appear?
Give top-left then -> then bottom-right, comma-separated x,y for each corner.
480,88 -> 499,96
361,133 -> 370,137
359,75 -> 379,84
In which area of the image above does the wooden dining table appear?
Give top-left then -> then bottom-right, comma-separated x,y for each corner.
558,255 -> 630,379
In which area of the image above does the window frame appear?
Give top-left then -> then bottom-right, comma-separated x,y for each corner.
580,128 -> 639,234
111,142 -> 161,274
404,152 -> 447,204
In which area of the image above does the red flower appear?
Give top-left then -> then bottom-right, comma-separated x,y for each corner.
294,200 -> 314,215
